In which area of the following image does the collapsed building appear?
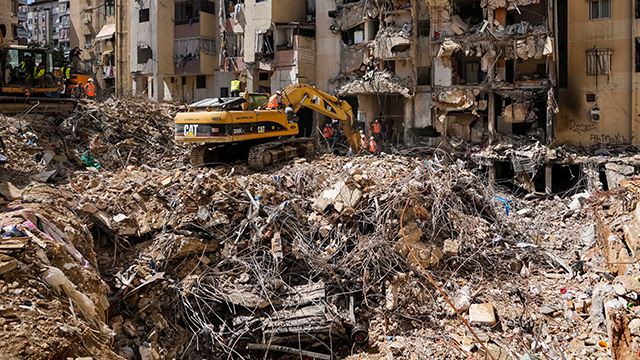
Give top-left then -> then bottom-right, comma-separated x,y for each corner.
316,0 -> 556,146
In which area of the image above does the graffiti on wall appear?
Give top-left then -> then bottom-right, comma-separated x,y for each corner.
569,119 -> 596,134
590,133 -> 628,144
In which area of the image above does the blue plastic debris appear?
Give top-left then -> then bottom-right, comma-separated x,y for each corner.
495,196 -> 512,215
0,154 -> 7,163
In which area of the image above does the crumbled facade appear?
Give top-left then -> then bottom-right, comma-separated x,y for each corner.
218,0 -> 315,96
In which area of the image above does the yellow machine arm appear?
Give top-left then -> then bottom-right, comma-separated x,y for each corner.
281,84 -> 360,151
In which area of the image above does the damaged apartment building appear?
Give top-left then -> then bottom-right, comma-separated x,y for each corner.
315,0 -> 556,146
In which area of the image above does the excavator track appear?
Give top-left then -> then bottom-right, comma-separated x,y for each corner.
189,144 -> 225,167
248,138 -> 315,170
0,96 -> 77,114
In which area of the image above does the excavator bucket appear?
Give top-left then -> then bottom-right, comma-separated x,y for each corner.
0,96 -> 77,114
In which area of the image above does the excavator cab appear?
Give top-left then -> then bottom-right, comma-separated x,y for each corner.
1,46 -> 58,93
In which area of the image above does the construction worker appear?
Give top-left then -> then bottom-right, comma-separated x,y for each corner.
368,136 -> 378,155
322,123 -> 334,139
230,78 -> 241,97
84,78 -> 95,97
372,118 -> 382,142
60,65 -> 71,80
359,130 -> 368,150
70,47 -> 82,71
32,63 -> 46,85
267,91 -> 282,110
16,55 -> 34,83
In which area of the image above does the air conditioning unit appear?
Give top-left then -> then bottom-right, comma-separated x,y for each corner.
590,106 -> 601,122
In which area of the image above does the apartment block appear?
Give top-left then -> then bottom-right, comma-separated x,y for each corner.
0,0 -> 19,43
554,0 -> 640,147
124,0 -> 229,101
16,0 -> 28,45
219,0 -> 316,97
69,0 -> 116,90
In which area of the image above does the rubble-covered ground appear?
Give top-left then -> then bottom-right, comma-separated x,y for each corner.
0,98 -> 638,360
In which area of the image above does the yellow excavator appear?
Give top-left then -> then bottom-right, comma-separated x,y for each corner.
174,84 -> 361,169
0,25 -> 76,113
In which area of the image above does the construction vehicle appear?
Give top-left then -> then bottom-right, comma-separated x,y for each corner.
0,25 -> 77,113
174,84 -> 361,169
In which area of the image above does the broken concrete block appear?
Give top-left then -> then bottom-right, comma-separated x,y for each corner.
443,239 -> 460,257
629,319 -> 640,336
0,182 -> 23,201
0,260 -> 20,276
469,303 -> 496,325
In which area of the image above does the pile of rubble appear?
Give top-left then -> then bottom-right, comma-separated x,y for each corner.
2,98 -> 640,359
0,96 -> 182,186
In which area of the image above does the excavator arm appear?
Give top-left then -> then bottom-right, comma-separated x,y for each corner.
281,84 -> 360,152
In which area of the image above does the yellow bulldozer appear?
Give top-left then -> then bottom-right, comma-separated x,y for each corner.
0,24 -> 77,113
174,84 -> 361,169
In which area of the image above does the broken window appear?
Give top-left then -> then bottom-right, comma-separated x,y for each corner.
341,24 -> 365,46
418,20 -> 430,37
255,31 -> 274,57
586,48 -> 612,75
515,59 -> 547,83
223,32 -> 244,57
137,46 -> 152,64
636,0 -> 640,18
636,39 -> 640,72
139,8 -> 149,23
589,0 -> 610,20
196,75 -> 206,89
175,1 -> 200,24
453,51 -> 484,85
452,0 -> 483,27
382,60 -> 395,74
182,76 -> 187,85
104,0 -> 115,16
418,67 -> 430,85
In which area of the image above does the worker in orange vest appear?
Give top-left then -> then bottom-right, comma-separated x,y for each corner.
322,124 -> 334,138
372,119 -> 382,142
359,130 -> 367,151
84,78 -> 96,97
368,136 -> 378,155
266,91 -> 282,109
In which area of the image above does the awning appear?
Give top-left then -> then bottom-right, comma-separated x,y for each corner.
95,24 -> 115,41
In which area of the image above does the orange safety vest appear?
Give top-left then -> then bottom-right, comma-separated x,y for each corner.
323,127 -> 334,137
368,139 -> 377,152
360,136 -> 367,148
85,83 -> 95,97
373,122 -> 381,133
267,94 -> 280,109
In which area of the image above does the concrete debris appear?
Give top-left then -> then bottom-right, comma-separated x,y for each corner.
337,70 -> 414,98
503,102 -> 536,123
2,95 -> 639,360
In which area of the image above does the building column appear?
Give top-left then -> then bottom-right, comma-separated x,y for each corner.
404,97 -> 415,146
154,73 -> 164,102
545,164 -> 553,195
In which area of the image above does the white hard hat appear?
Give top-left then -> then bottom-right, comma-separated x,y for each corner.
88,78 -> 94,83
359,130 -> 363,133
276,91 -> 282,95
370,136 -> 374,140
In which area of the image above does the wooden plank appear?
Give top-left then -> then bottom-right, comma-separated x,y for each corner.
246,344 -> 331,360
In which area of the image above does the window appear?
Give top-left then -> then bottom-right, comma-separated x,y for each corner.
636,39 -> 640,72
138,46 -> 152,64
637,0 -> 640,18
586,48 -> 612,75
220,87 -> 229,97
418,20 -> 430,37
196,75 -> 206,89
182,76 -> 187,85
586,93 -> 596,102
84,34 -> 92,48
259,72 -> 269,81
105,0 -> 115,16
139,8 -> 149,22
589,0 -> 610,20
175,1 -> 200,24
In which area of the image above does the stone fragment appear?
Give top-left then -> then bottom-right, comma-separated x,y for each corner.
469,303 -> 496,325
